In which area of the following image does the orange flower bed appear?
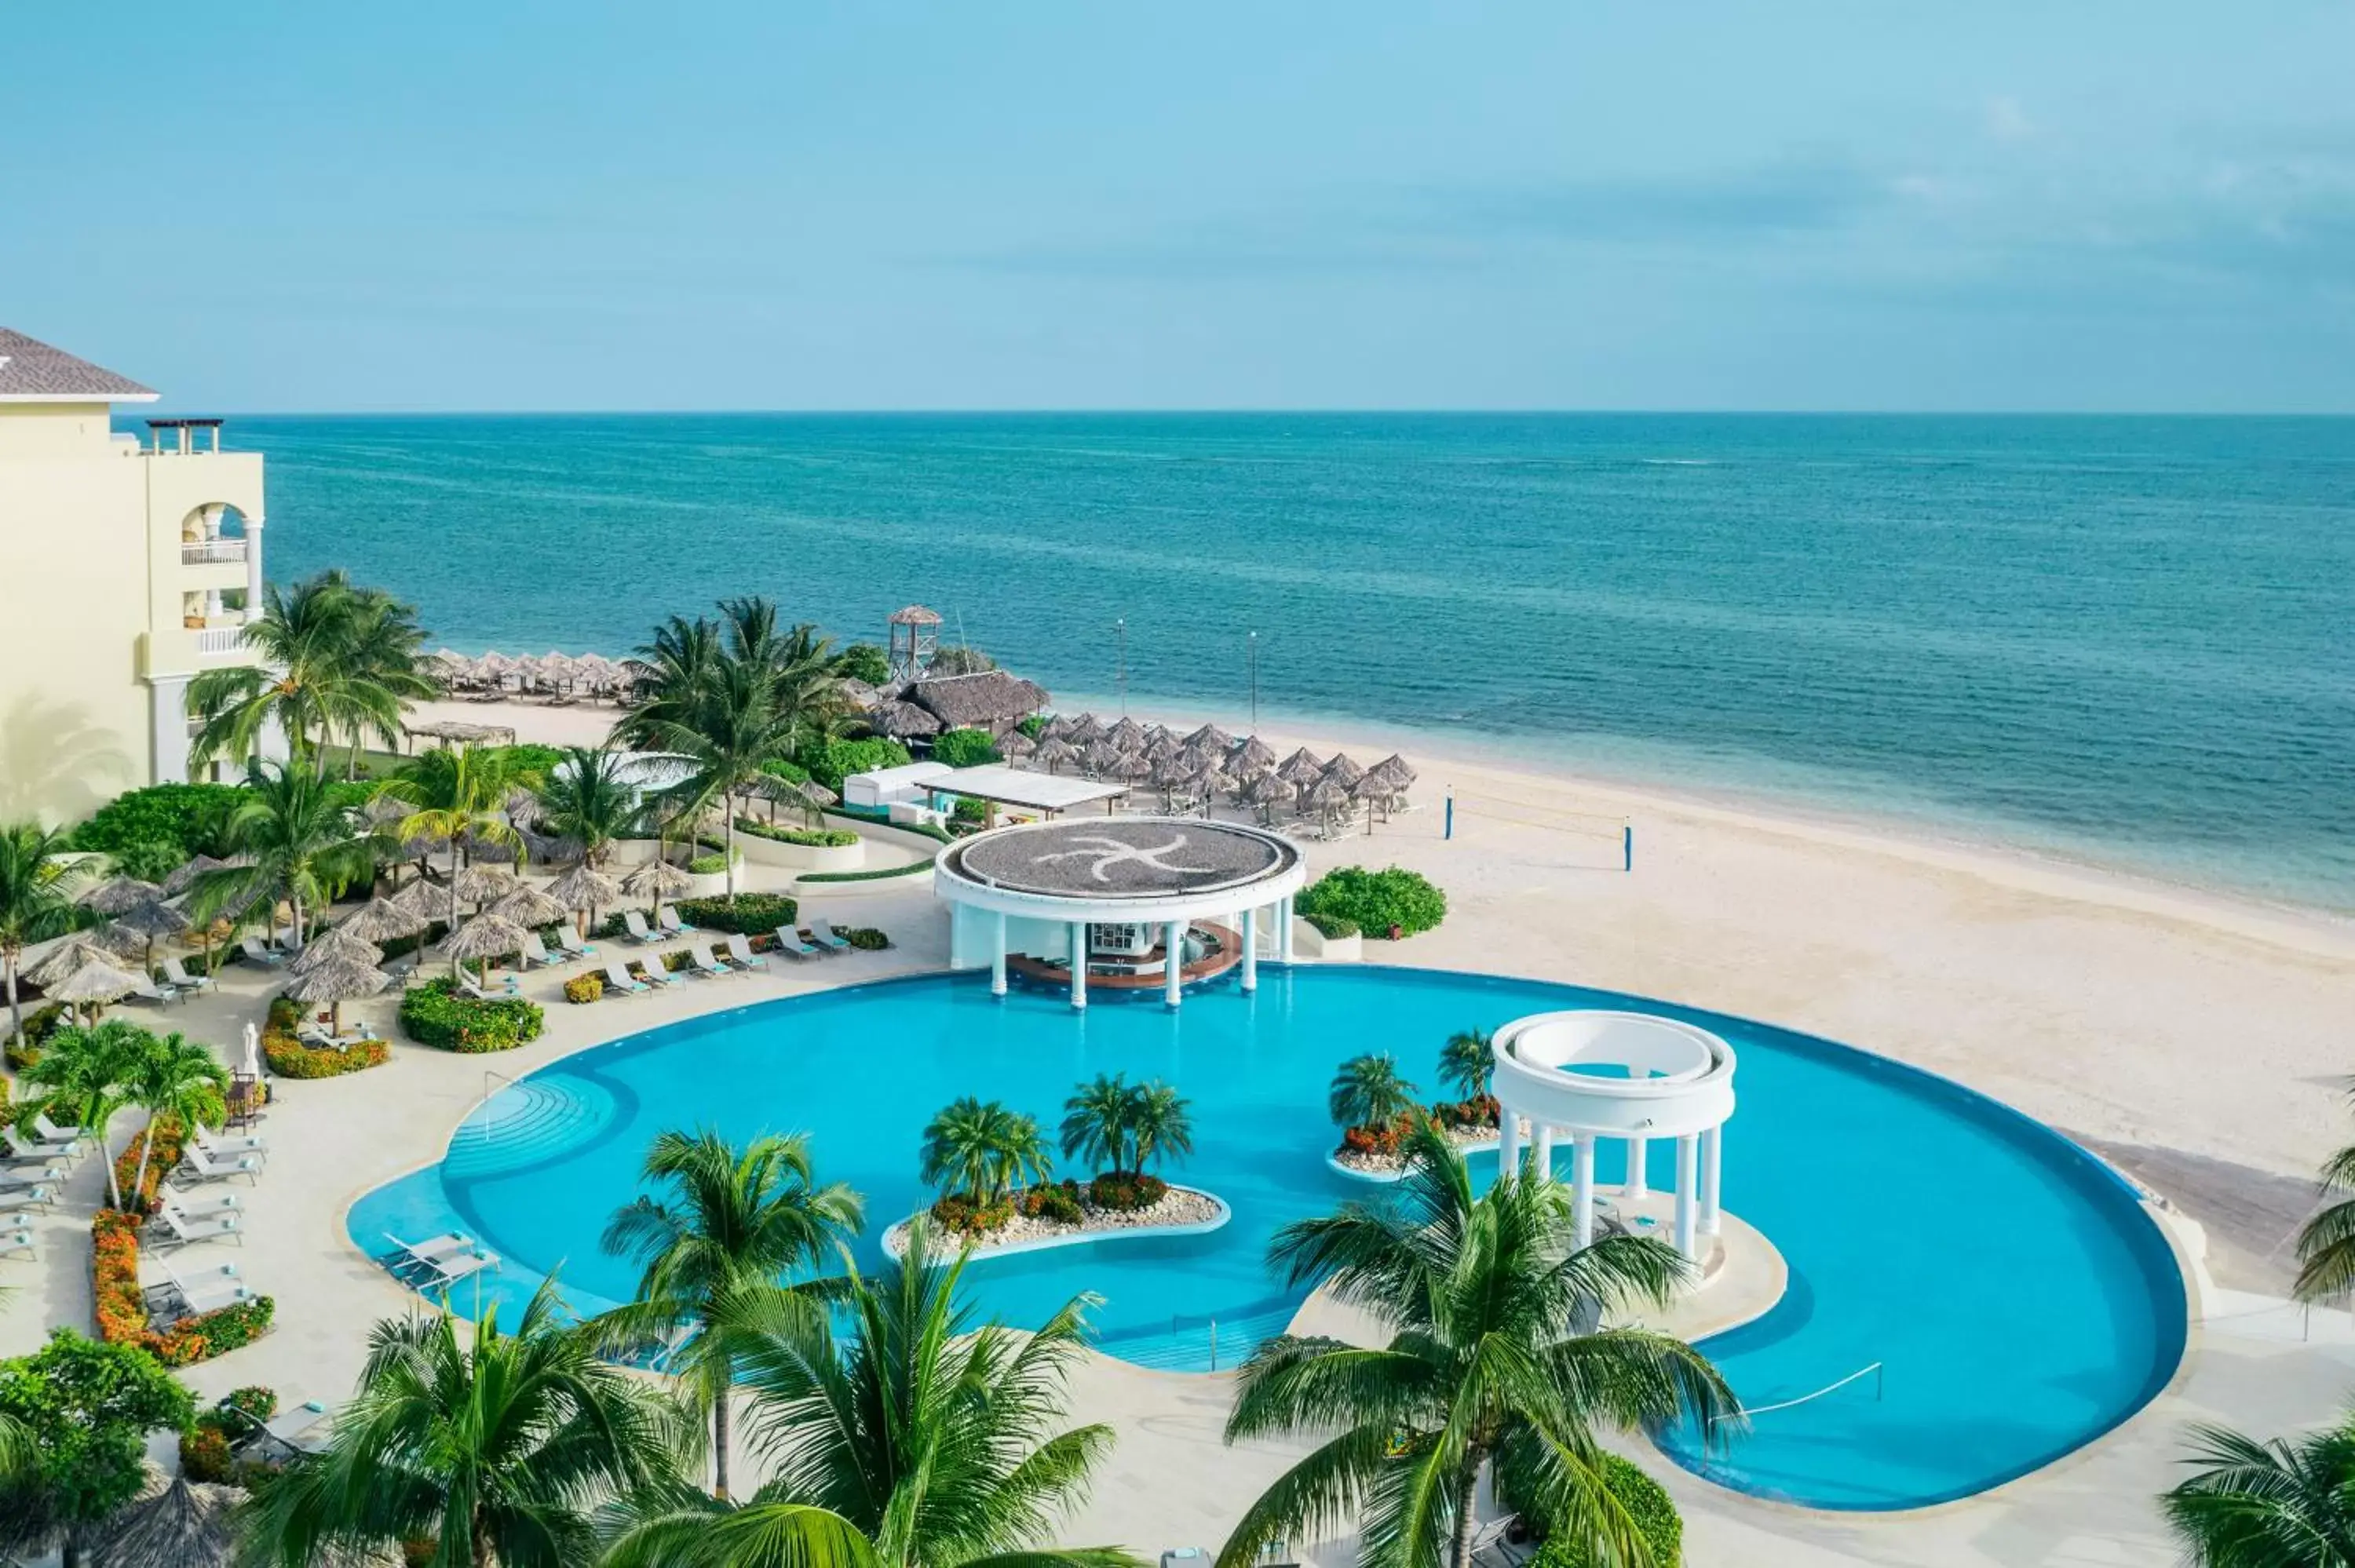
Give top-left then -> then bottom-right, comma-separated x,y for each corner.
90,1205 -> 274,1367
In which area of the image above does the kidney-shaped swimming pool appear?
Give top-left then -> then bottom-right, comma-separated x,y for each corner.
349,965 -> 2185,1511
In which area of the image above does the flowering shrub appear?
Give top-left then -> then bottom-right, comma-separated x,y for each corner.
1020,1181 -> 1085,1225
1431,1094 -> 1500,1131
929,1192 -> 1014,1235
563,972 -> 604,1004
839,926 -> 890,950
265,1033 -> 389,1078
114,1117 -> 188,1215
179,1421 -> 234,1482
92,1208 -> 276,1366
399,978 -> 544,1052
181,1385 -> 279,1483
1087,1172 -> 1170,1212
1339,1113 -> 1420,1158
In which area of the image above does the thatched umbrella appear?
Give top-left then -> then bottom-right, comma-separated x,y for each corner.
1322,752 -> 1367,789
82,876 -> 164,917
363,793 -> 416,829
1039,714 -> 1073,741
869,700 -> 942,740
88,1471 -> 243,1568
161,853 -> 232,898
798,779 -> 840,810
1032,737 -> 1080,775
1276,746 -> 1327,786
1108,751 -> 1155,784
504,785 -> 544,827
452,864 -> 518,913
282,954 -> 389,1033
1353,769 -> 1404,827
49,956 -> 142,1023
491,884 -> 568,931
1064,713 -> 1103,744
24,935 -> 118,990
1106,717 -> 1147,752
1080,740 -> 1124,777
1144,732 -> 1183,764
444,912 -> 529,984
547,862 -> 623,935
1370,753 -> 1418,790
1230,735 -> 1278,775
460,830 -> 520,866
1302,775 -> 1353,826
1148,757 -> 1193,808
1185,764 -> 1232,816
1241,771 -> 1295,824
623,858 -> 694,928
110,899 -> 192,975
1184,723 -> 1235,752
997,730 -> 1037,764
340,895 -> 428,945
292,925 -> 384,976
391,876 -> 455,930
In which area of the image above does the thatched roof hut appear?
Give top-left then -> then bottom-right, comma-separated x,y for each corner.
291,926 -> 383,975
444,913 -> 529,965
904,669 -> 1051,732
24,935 -> 118,989
546,862 -> 623,914
452,865 -> 519,906
491,884 -> 568,928
868,700 -> 943,740
81,877 -> 164,916
339,897 -> 428,943
87,1471 -> 243,1568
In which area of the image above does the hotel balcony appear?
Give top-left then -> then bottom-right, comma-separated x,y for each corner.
141,616 -> 259,680
181,537 -> 248,566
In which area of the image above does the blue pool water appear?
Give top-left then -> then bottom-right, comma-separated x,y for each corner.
349,966 -> 2185,1511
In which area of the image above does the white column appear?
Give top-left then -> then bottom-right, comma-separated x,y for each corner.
1277,895 -> 1294,962
1532,1122 -> 1554,1181
148,675 -> 192,785
990,910 -> 1007,997
1164,920 -> 1185,1006
1674,1134 -> 1699,1260
1571,1135 -> 1596,1249
1240,906 -> 1258,992
1624,1136 -> 1649,1198
1700,1125 -> 1722,1236
1068,921 -> 1088,1010
1496,1102 -> 1521,1181
243,516 -> 265,612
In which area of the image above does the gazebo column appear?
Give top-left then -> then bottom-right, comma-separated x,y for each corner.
1532,1122 -> 1554,1181
989,910 -> 1007,998
1674,1134 -> 1700,1260
1624,1135 -> 1649,1198
1571,1135 -> 1596,1249
1277,895 -> 1294,962
1496,1102 -> 1521,1181
1240,906 -> 1258,993
1700,1125 -> 1723,1236
1068,921 -> 1088,1010
1163,920 -> 1185,1006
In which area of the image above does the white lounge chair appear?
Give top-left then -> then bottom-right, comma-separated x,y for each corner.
155,1260 -> 252,1318
522,931 -> 579,968
239,937 -> 283,968
622,910 -> 662,945
550,927 -> 597,960
179,1146 -> 263,1185
162,957 -> 215,993
0,1163 -> 64,1191
807,919 -> 853,954
34,1112 -> 87,1148
601,961 -> 649,997
254,1400 -> 334,1458
191,1123 -> 267,1161
685,943 -> 737,979
772,925 -> 822,959
0,1229 -> 33,1260
5,1126 -> 81,1163
630,957 -> 683,990
384,1231 -> 497,1289
659,907 -> 697,937
0,1187 -> 55,1215
150,1204 -> 242,1249
128,975 -> 182,1007
457,971 -> 519,1001
157,1181 -> 239,1220
724,933 -> 769,972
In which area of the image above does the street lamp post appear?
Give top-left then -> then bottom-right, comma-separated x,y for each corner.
1115,617 -> 1127,717
1247,630 -> 1258,732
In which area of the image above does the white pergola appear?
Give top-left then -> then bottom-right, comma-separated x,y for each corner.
1491,1010 -> 1738,1261
934,816 -> 1309,1008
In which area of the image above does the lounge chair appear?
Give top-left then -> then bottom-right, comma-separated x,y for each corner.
149,1204 -> 242,1249
162,957 -> 215,993
0,1229 -> 33,1260
5,1126 -> 82,1163
659,907 -> 698,937
157,1180 -> 239,1220
152,1260 -> 252,1318
34,1112 -> 87,1147
384,1231 -> 498,1289
253,1400 -> 334,1459
239,937 -> 283,968
457,972 -> 519,1001
806,919 -> 853,954
724,933 -> 769,972
550,927 -> 597,960
601,961 -> 650,997
0,1187 -> 55,1215
191,1123 -> 267,1161
0,1163 -> 64,1192
179,1145 -> 263,1184
772,925 -> 822,960
629,957 -> 683,990
622,910 -> 662,945
685,942 -> 737,979
127,975 -> 182,1007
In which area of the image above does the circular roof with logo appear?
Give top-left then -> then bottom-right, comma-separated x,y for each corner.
942,817 -> 1296,900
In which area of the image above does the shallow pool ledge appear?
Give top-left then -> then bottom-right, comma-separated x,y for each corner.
880,1187 -> 1233,1261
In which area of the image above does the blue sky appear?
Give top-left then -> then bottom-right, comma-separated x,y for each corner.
6,2 -> 2352,412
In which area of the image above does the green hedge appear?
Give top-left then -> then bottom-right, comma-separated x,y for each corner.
397,977 -> 546,1053
734,817 -> 858,848
796,737 -> 911,793
1528,1453 -> 1681,1568
686,852 -> 729,875
71,782 -> 247,856
1305,912 -> 1360,939
798,862 -> 933,884
930,727 -> 999,768
1296,866 -> 1446,939
672,893 -> 798,934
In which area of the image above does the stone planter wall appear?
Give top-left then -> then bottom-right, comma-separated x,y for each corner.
736,833 -> 866,873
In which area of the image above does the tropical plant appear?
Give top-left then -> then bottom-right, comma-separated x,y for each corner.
378,743 -> 540,967
921,1096 -> 1053,1207
1438,1028 -> 1495,1103
1328,1052 -> 1421,1132
14,1020 -> 150,1209
187,569 -> 433,776
1130,1081 -> 1195,1175
832,641 -> 891,686
594,1129 -> 865,1501
0,1329 -> 197,1568
181,760 -> 371,949
627,657 -> 805,904
1216,1122 -> 1737,1568
0,821 -> 88,1048
2291,1085 -> 2355,1305
535,746 -> 644,867
2160,1413 -> 2355,1566
240,1278 -> 688,1568
597,1219 -> 1139,1568
1059,1073 -> 1136,1178
1296,866 -> 1448,940
122,1033 -> 229,1203
930,728 -> 1000,768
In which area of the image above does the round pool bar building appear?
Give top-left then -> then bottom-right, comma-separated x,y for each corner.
936,817 -> 1309,1007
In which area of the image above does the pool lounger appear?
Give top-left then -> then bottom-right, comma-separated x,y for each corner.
155,1260 -> 254,1318
550,928 -> 597,960
385,1231 -> 499,1289
179,1146 -> 265,1184
631,958 -> 685,990
0,1163 -> 64,1192
724,933 -> 769,971
772,925 -> 823,959
807,918 -> 853,953
5,1127 -> 82,1163
623,910 -> 663,944
255,1400 -> 335,1458
686,942 -> 738,978
0,1187 -> 55,1214
601,961 -> 651,996
0,1228 -> 32,1260
157,1180 -> 239,1219
149,1203 -> 242,1249
192,1123 -> 268,1161
659,908 -> 698,937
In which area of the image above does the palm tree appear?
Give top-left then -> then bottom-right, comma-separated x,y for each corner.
13,1020 -> 149,1209
1059,1073 -> 1134,1178
637,658 -> 802,904
535,746 -> 644,867
378,744 -> 539,957
1328,1053 -> 1421,1133
188,570 -> 429,777
0,822 -> 86,1048
240,1278 -> 687,1568
597,1220 -> 1140,1568
1437,1028 -> 1494,1105
123,1033 -> 229,1208
1217,1123 -> 1739,1568
1128,1081 -> 1195,1175
2161,1414 -> 2355,1566
184,760 -> 371,948
920,1097 -> 1052,1207
594,1129 -> 865,1502
2292,1086 -> 2355,1304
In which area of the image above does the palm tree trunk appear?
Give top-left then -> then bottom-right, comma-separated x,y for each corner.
724,806 -> 739,904
3,951 -> 20,1052
447,843 -> 463,977
99,1103 -> 124,1211
1448,1451 -> 1484,1568
713,1383 -> 732,1501
130,1114 -> 156,1212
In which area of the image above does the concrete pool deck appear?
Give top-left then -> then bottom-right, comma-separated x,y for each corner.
3,706 -> 2353,1561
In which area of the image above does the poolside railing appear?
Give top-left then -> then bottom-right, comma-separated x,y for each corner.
1710,1360 -> 1884,1425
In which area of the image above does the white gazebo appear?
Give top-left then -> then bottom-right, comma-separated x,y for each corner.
934,816 -> 1309,1008
1491,1010 -> 1737,1261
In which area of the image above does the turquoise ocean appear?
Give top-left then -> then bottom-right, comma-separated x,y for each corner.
242,414 -> 2355,914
